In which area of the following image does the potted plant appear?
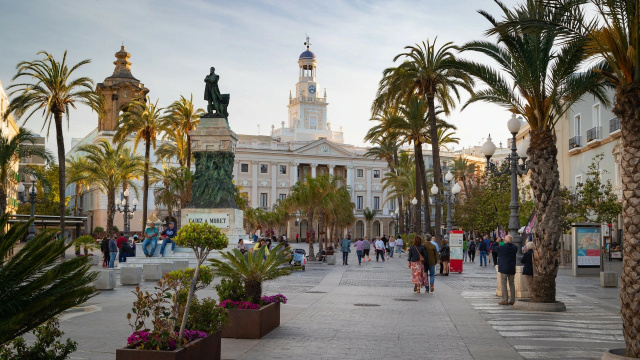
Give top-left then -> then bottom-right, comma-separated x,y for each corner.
74,235 -> 98,256
209,244 -> 295,339
116,266 -> 228,360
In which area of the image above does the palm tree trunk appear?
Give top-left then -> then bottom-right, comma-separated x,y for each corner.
143,139 -> 150,232
612,83 -> 640,358
74,186 -> 80,216
398,197 -> 404,233
528,127 -> 562,303
107,189 -> 116,236
413,141 -> 424,234
54,113 -> 66,243
307,213 -> 315,259
427,95 -> 443,242
419,158 -> 431,235
0,184 -> 6,216
245,279 -> 262,305
186,133 -> 192,170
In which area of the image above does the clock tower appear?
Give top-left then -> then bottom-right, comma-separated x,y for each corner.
287,37 -> 329,134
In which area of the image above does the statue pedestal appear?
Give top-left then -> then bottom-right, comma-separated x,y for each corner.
181,208 -> 247,244
189,116 -> 237,152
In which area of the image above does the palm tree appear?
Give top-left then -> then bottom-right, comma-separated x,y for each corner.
452,156 -> 476,200
382,152 -> 417,233
155,131 -> 189,167
165,94 -> 205,170
374,39 -> 474,241
362,207 -> 377,238
77,140 -> 144,234
6,50 -> 101,239
209,245 -> 294,304
325,185 -> 355,247
150,162 -> 179,223
435,128 -> 460,151
0,215 -> 97,344
0,128 -> 52,215
66,155 -> 90,216
113,96 -> 167,233
456,1 -> 610,303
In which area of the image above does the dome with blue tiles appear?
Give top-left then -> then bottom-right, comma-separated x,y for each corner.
299,50 -> 316,60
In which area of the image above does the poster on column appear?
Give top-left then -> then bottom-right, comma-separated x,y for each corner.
449,230 -> 464,273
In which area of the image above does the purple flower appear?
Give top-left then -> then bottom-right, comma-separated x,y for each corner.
260,294 -> 287,305
219,299 -> 260,310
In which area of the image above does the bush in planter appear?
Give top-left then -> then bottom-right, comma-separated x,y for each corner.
74,235 -> 98,256
185,298 -> 228,334
166,266 -> 214,326
209,244 -> 296,304
174,222 -> 228,344
214,278 -> 245,302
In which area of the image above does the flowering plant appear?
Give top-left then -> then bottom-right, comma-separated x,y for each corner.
260,294 -> 287,305
126,330 -> 208,350
218,300 -> 260,310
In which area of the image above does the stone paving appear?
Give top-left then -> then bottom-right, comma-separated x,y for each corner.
54,245 -> 626,360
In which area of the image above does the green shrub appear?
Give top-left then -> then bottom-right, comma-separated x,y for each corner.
186,298 -> 228,334
0,318 -> 77,360
93,226 -> 104,235
214,278 -> 245,302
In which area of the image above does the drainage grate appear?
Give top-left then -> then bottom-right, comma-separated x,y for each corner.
306,291 -> 326,294
354,303 -> 380,307
394,299 -> 419,302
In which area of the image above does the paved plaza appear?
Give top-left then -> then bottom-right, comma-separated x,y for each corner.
59,245 -> 625,360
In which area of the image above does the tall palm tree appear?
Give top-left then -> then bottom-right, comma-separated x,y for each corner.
78,140 -> 144,234
457,1 -> 610,303
66,155 -> 90,216
150,162 -> 180,224
382,152 -> 417,234
113,96 -> 167,230
374,39 -> 474,241
362,207 -> 377,237
6,50 -> 101,238
434,128 -> 460,151
0,128 -> 52,215
452,156 -> 476,200
165,94 -> 205,170
155,130 -> 188,167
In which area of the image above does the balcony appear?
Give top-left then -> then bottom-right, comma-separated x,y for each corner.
609,118 -> 621,134
586,126 -> 601,142
569,135 -> 582,149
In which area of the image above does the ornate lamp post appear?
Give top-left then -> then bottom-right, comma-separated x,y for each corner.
17,175 -> 46,241
430,170 -> 461,240
410,197 -> 418,233
482,114 -> 530,259
116,189 -> 138,237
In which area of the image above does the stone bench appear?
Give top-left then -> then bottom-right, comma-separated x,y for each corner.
95,270 -> 116,290
143,264 -> 163,282
121,267 -> 142,286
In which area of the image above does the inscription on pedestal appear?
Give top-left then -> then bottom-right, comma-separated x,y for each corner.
184,212 -> 230,228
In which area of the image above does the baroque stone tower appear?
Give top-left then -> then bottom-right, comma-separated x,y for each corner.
96,46 -> 149,132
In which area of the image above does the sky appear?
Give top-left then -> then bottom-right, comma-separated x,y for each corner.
0,0 -> 521,154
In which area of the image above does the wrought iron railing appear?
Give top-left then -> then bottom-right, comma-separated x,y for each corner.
586,126 -> 601,142
569,135 -> 582,149
609,118 -> 621,133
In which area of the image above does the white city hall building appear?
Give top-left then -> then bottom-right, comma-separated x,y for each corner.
233,45 -> 395,239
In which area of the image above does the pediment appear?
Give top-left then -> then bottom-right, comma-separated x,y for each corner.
293,139 -> 354,157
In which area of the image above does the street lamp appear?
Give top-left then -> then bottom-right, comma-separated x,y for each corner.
482,114 -> 530,259
410,197 -> 418,233
430,171 -> 461,240
116,189 -> 138,237
17,174 -> 46,241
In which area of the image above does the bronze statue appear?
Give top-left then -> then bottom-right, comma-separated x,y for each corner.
204,67 -> 230,119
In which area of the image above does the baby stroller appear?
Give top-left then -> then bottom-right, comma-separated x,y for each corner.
292,248 -> 306,271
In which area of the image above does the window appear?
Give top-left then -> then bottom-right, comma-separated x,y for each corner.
279,194 -> 287,202
373,170 -> 380,178
373,196 -> 380,210
356,169 -> 364,178
310,117 -> 317,129
574,115 -> 581,136
389,198 -> 396,211
241,163 -> 249,173
260,164 -> 268,174
260,193 -> 268,208
279,165 -> 287,174
593,104 -> 601,127
356,196 -> 364,210
575,174 -> 583,187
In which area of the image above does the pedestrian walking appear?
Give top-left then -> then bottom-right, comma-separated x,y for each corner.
362,237 -> 371,262
160,222 -> 178,257
462,238 -> 468,262
408,236 -> 428,293
521,241 -> 534,292
296,233 -> 299,243
468,239 -> 476,262
108,235 -> 118,268
100,237 -> 110,267
440,239 -> 450,276
424,234 -> 439,293
491,238 -> 500,266
142,221 -> 159,257
375,236 -> 385,262
388,236 -> 396,258
497,235 -> 518,305
479,236 -> 488,267
396,236 -> 404,258
340,235 -> 351,265
354,238 -> 364,265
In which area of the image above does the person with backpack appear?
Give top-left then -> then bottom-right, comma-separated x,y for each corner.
479,236 -> 488,267
491,238 -> 500,266
362,237 -> 371,262
468,239 -> 476,262
408,236 -> 428,293
440,239 -> 451,276
498,235 -> 518,305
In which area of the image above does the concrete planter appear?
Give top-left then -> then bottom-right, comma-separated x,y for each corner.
602,349 -> 637,360
513,299 -> 566,312
116,331 -> 221,360
221,302 -> 280,339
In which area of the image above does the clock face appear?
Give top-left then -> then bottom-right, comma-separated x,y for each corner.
308,85 -> 316,94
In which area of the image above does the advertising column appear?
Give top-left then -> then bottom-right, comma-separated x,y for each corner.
572,223 -> 601,276
449,230 -> 464,273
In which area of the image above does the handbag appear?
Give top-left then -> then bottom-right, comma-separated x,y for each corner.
413,246 -> 424,262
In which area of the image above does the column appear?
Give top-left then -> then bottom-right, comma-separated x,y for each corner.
382,185 -> 389,216
251,161 -> 258,208
366,167 -> 372,209
232,162 -> 239,182
310,163 -> 317,178
271,162 -> 277,207
346,166 -> 354,201
328,164 -> 334,176
291,162 -> 299,186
